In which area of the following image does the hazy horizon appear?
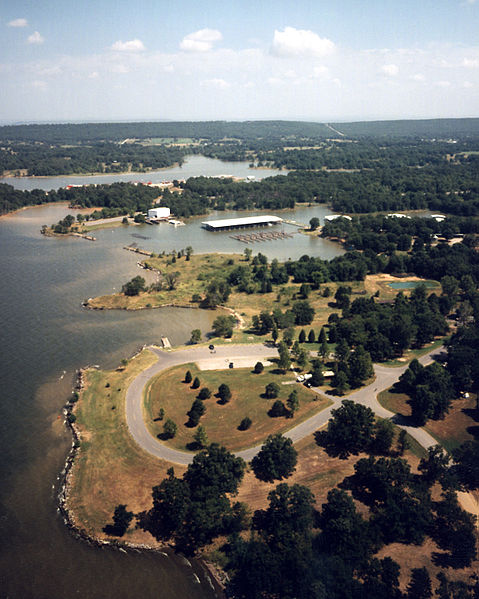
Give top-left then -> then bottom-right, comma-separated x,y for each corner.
1,0 -> 478,123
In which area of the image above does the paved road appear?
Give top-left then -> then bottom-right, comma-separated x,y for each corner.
125,343 -> 444,465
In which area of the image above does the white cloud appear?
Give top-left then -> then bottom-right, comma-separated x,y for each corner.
312,65 -> 329,78
111,39 -> 145,52
200,78 -> 230,89
31,80 -> 47,89
463,58 -> 479,68
37,65 -> 61,76
163,64 -> 174,73
411,73 -> 425,81
8,18 -> 28,27
381,63 -> 399,76
271,27 -> 335,58
435,80 -> 451,87
111,64 -> 129,74
27,31 -> 44,44
463,81 -> 474,88
89,71 -> 99,79
180,29 -> 222,52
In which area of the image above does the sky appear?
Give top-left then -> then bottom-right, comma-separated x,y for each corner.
1,0 -> 478,124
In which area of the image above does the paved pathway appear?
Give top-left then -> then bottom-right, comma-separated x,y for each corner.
125,343 -> 444,465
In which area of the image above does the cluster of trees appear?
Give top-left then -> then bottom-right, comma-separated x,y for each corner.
323,214 -> 479,254
329,285 -> 449,362
140,445 -> 246,554
0,142 -> 187,176
395,359 -> 455,425
0,181 -> 159,216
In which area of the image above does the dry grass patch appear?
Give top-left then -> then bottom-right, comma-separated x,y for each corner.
68,349 -> 187,542
379,388 -> 479,452
144,364 -> 332,452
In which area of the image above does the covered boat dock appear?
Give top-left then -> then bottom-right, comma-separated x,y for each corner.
202,215 -> 283,231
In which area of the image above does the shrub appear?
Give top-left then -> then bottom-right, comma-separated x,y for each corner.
198,387 -> 212,400
269,400 -> 287,417
264,382 -> 280,399
254,361 -> 264,374
238,417 -> 252,431
191,376 -> 200,389
184,370 -> 192,384
163,419 -> 177,439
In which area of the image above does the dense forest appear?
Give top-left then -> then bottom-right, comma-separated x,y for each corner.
0,181 -> 159,216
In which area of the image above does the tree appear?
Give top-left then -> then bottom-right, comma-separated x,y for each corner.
244,247 -> 252,261
333,370 -> 350,395
316,400 -> 375,459
432,490 -> 477,568
269,400 -> 287,417
318,488 -> 374,566
238,417 -> 252,431
418,445 -> 450,486
122,275 -> 146,296
397,429 -> 409,456
253,361 -> 264,374
193,425 -> 208,448
265,382 -> 280,399
218,383 -> 232,403
292,300 -> 315,325
185,443 -> 245,498
189,329 -> 201,344
158,407 -> 165,421
406,568 -> 432,599
310,367 -> 324,387
184,370 -> 192,384
251,434 -> 297,482
164,271 -> 180,290
299,329 -> 306,343
271,324 -> 279,344
277,341 -> 291,371
185,246 -> 193,261
287,390 -> 299,417
308,329 -> 316,343
348,346 -> 374,388
103,504 -> 134,537
309,217 -> 320,231
191,376 -> 200,389
163,418 -> 177,439
212,314 -> 236,338
299,283 -> 310,299
371,419 -> 394,455
198,387 -> 211,400
188,398 -> 206,426
451,440 -> 479,490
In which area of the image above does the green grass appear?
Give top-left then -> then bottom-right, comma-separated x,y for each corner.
144,363 -> 332,452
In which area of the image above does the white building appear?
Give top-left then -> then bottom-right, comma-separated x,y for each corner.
148,207 -> 171,219
324,214 -> 352,222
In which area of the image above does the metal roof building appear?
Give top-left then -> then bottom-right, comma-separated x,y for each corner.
202,215 -> 283,231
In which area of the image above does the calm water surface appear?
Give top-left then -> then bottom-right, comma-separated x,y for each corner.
0,158 -> 343,599
1,155 -> 286,191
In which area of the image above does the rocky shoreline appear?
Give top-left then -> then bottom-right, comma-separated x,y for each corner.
57,351 -> 227,595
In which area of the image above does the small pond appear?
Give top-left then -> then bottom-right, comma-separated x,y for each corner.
388,280 -> 439,290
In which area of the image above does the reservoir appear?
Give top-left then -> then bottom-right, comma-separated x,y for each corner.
0,157 -> 343,598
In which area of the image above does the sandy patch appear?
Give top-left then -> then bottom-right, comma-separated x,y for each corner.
196,357 -> 273,371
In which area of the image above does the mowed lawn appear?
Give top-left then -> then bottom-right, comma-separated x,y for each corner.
144,363 -> 332,452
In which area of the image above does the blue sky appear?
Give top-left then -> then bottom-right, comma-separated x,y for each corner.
1,0 -> 478,123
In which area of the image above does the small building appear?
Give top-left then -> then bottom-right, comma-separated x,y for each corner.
430,214 -> 446,222
387,213 -> 411,219
202,215 -> 283,231
148,207 -> 171,219
324,214 -> 352,222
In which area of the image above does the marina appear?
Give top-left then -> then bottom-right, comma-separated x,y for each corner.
230,230 -> 294,243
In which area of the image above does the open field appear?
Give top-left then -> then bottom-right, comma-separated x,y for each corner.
144,363 -> 332,452
68,350 -> 187,543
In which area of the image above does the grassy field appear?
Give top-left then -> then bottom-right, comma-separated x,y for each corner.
378,388 -> 479,452
68,350 -> 188,543
144,363 -> 332,451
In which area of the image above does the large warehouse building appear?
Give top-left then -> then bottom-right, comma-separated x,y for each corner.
202,215 -> 283,231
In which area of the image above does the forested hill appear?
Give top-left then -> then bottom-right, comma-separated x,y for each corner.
332,118 -> 479,139
0,121 -> 333,144
1,117 -> 479,143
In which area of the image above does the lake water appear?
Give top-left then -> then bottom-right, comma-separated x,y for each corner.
1,155 -> 286,191
388,280 -> 439,290
0,157 -> 343,599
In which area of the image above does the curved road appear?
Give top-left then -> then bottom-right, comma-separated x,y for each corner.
125,343 -> 444,465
